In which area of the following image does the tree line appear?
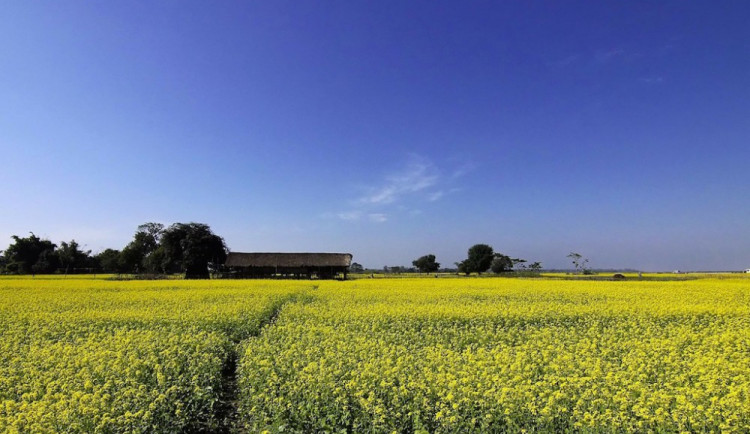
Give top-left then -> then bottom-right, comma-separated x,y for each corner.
406,247 -> 594,275
414,244 -> 543,275
0,223 -> 227,279
1,227 -> 587,279
349,244 -> 545,276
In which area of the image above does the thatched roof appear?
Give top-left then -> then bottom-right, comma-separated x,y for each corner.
225,252 -> 353,268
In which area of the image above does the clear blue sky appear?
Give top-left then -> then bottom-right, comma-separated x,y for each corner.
1,1 -> 748,271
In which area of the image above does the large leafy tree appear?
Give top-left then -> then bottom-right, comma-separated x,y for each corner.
490,254 -> 513,274
119,223 -> 164,273
94,248 -> 122,273
159,223 -> 227,279
3,233 -> 58,274
464,244 -> 495,275
57,240 -> 91,274
412,254 -> 440,273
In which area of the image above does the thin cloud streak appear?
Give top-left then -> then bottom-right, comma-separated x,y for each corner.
368,213 -> 387,223
358,160 -> 439,205
329,155 -> 472,223
450,162 -> 476,179
337,211 -> 362,221
428,191 -> 444,202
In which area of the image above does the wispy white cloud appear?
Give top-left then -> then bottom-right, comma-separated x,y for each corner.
337,211 -> 362,221
358,159 -> 439,205
450,162 -> 475,179
328,155 -> 470,223
427,191 -> 444,202
325,211 -> 388,223
368,213 -> 387,223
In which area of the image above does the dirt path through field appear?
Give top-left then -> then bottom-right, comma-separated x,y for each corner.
210,289 -> 313,433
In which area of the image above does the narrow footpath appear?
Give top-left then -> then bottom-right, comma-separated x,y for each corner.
208,293 -> 303,433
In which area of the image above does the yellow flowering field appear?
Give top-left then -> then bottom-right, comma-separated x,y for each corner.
0,278 -> 309,433
237,277 -> 750,433
2,276 -> 749,433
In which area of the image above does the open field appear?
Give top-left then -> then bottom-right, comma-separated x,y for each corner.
1,276 -> 749,432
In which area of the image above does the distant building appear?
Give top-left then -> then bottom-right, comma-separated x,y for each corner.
745,269 -> 750,274
224,252 -> 352,279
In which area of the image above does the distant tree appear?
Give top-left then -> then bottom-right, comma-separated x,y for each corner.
32,249 -> 58,275
567,252 -> 590,274
464,244 -> 495,274
120,223 -> 165,273
511,258 -> 527,270
529,261 -> 543,273
455,261 -> 469,276
94,249 -> 122,273
138,222 -> 165,249
57,240 -> 91,274
118,244 -> 143,274
143,246 -> 169,274
350,262 -> 364,273
490,254 -> 513,274
3,233 -> 57,274
412,254 -> 440,273
386,266 -> 407,274
159,223 -> 227,279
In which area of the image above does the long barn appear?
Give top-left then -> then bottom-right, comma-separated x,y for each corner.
224,252 -> 353,279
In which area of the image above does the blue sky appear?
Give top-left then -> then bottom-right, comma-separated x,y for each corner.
1,1 -> 748,270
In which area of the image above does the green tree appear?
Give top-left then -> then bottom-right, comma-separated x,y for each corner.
57,240 -> 91,274
94,249 -> 122,273
159,223 -> 227,279
412,254 -> 440,273
490,254 -> 513,274
120,223 -> 165,273
143,246 -> 168,274
32,249 -> 58,275
118,244 -> 143,274
349,262 -> 364,273
2,233 -> 58,274
385,265 -> 406,274
464,244 -> 494,274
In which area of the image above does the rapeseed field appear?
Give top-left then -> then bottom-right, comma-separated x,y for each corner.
236,278 -> 750,433
0,278 -> 308,432
1,276 -> 749,432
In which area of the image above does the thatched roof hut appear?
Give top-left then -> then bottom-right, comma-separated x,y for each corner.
224,252 -> 352,279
